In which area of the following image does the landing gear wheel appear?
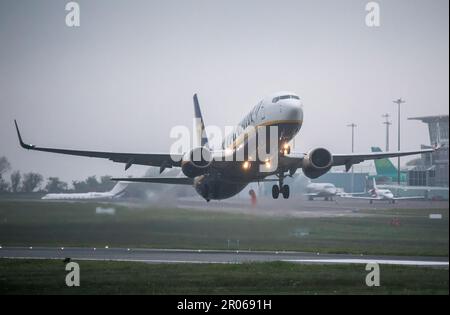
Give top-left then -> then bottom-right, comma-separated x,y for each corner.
281,185 -> 290,199
272,185 -> 280,199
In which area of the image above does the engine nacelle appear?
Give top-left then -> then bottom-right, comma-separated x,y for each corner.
181,147 -> 213,178
302,148 -> 333,179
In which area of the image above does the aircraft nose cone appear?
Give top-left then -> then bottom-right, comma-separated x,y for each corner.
282,103 -> 303,122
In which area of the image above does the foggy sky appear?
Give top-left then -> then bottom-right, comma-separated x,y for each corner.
0,0 -> 448,183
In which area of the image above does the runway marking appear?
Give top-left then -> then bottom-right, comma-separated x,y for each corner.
3,256 -> 448,267
0,256 -> 238,264
282,259 -> 449,267
1,247 -> 448,267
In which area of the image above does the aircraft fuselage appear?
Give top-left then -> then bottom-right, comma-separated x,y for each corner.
193,92 -> 303,200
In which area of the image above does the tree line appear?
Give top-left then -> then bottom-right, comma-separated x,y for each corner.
0,156 -> 115,194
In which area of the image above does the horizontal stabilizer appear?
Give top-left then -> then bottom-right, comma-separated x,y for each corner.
111,177 -> 194,185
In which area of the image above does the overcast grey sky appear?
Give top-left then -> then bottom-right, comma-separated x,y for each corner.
0,0 -> 448,182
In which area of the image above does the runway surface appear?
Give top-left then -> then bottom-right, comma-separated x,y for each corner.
176,197 -> 449,218
0,247 -> 448,267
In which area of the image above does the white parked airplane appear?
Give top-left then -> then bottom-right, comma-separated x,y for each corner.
42,182 -> 128,200
15,91 -> 436,202
304,183 -> 365,201
342,178 -> 424,204
304,183 -> 339,201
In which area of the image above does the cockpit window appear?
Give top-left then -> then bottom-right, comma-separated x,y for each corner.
272,95 -> 300,103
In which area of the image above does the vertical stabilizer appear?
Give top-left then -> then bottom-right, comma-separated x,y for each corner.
193,94 -> 209,148
371,147 -> 398,177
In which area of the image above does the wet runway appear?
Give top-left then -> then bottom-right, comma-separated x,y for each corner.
0,246 -> 448,267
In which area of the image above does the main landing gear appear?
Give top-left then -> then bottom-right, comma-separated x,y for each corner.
272,173 -> 290,199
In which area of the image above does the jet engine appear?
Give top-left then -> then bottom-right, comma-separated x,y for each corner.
181,147 -> 213,178
302,148 -> 333,179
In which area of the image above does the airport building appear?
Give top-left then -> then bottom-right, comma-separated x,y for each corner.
311,172 -> 369,193
408,115 -> 449,187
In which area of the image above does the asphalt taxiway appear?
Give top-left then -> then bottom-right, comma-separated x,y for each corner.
0,247 -> 448,267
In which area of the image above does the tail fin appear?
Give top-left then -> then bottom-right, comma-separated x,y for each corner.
193,94 -> 209,148
109,182 -> 129,196
371,147 -> 398,177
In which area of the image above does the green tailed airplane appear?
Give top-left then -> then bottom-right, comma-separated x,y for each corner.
370,147 -> 408,183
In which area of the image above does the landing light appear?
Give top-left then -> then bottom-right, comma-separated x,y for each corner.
265,160 -> 271,169
242,161 -> 250,170
282,143 -> 291,155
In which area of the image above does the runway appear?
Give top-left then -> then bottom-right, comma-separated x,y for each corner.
176,197 -> 449,218
0,246 -> 448,267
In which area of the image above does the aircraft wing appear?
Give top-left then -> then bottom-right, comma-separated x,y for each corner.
14,120 -> 182,171
332,149 -> 435,171
340,195 -> 379,200
393,196 -> 425,200
111,177 -> 280,185
111,177 -> 194,185
337,192 -> 366,196
379,184 -> 449,192
303,193 -> 320,196
281,148 -> 435,172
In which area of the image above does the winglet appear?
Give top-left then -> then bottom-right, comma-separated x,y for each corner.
433,142 -> 444,151
14,120 -> 35,150
193,94 -> 209,148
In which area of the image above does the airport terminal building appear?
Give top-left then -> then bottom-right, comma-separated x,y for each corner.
408,115 -> 449,187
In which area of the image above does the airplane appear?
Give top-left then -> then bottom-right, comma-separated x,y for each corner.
304,182 -> 365,201
370,147 -> 407,183
42,182 -> 128,200
342,178 -> 424,204
14,91 -> 437,202
304,183 -> 339,201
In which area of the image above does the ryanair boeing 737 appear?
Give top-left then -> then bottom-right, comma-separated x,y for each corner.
14,92 -> 436,201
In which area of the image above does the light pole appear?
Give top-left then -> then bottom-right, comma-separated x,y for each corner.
347,123 -> 357,193
382,113 -> 392,152
393,98 -> 406,185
